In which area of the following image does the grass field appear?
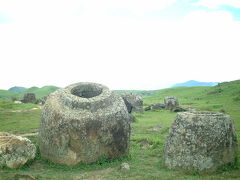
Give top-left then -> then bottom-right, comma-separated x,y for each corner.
0,85 -> 59,100
0,80 -> 239,179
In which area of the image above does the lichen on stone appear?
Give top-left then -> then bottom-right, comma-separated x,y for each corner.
0,132 -> 36,169
164,96 -> 179,111
163,111 -> 238,172
39,82 -> 131,165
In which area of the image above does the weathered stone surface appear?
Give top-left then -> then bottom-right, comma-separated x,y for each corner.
172,107 -> 186,112
164,96 -> 179,110
128,114 -> 136,123
184,107 -> 198,112
145,103 -> 165,111
21,93 -> 36,103
39,82 -> 131,165
0,132 -> 36,169
164,112 -> 238,172
121,93 -> 143,113
39,96 -> 48,105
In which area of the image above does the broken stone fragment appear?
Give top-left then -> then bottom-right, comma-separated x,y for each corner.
0,132 -> 36,169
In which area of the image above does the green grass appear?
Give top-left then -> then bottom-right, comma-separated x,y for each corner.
0,100 -> 40,134
0,85 -> 59,100
0,80 -> 239,179
0,100 -> 38,111
0,110 -> 41,134
0,90 -> 18,100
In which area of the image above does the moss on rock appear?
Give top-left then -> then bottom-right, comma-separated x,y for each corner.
164,112 -> 238,172
39,82 -> 131,165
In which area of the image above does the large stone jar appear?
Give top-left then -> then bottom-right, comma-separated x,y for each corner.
121,93 -> 144,113
39,82 -> 131,165
22,93 -> 36,103
164,112 -> 238,172
164,96 -> 179,111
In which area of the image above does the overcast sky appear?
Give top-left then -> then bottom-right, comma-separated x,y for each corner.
0,0 -> 239,90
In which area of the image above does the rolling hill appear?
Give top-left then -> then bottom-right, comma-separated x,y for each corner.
0,86 -> 60,100
8,86 -> 27,92
0,79 -> 239,179
23,86 -> 60,98
144,80 -> 240,120
114,90 -> 159,96
0,90 -> 18,100
1,86 -> 157,100
172,80 -> 218,87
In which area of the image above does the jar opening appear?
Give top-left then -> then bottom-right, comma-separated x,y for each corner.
71,84 -> 103,98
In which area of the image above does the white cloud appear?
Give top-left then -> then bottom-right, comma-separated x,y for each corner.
0,0 -> 83,23
0,2 -> 239,90
177,10 -> 240,82
194,0 -> 240,9
85,0 -> 177,16
0,0 -> 176,23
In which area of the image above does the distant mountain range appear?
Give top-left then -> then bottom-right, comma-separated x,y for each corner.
0,86 -> 60,100
0,80 -> 219,100
172,80 -> 218,87
8,86 -> 27,92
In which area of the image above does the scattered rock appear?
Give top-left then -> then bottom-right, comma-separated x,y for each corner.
120,162 -> 130,170
150,126 -> 163,131
0,132 -> 36,169
172,107 -> 186,112
137,139 -> 150,149
121,93 -> 143,113
14,101 -> 22,104
164,112 -> 238,172
21,93 -> 36,103
145,103 -> 165,111
164,96 -> 179,111
39,82 -> 131,165
39,96 -> 48,105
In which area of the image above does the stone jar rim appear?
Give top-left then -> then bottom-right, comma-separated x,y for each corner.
60,82 -> 113,110
178,111 -> 227,117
